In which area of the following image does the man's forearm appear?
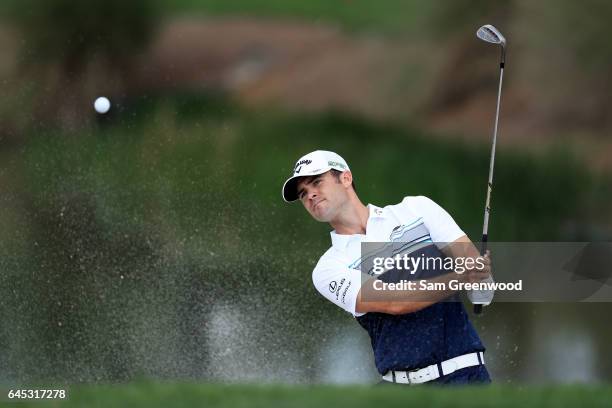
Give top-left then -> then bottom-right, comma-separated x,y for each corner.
357,271 -> 466,314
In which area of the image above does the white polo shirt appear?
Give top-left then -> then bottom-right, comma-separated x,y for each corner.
312,195 -> 466,317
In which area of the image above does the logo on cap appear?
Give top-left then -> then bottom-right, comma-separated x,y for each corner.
328,161 -> 346,169
294,159 -> 312,174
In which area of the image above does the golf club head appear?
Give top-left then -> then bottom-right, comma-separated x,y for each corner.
476,24 -> 506,47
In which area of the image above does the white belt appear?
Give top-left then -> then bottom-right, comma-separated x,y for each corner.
382,352 -> 485,385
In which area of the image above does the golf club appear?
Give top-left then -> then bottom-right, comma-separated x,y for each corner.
473,24 -> 506,315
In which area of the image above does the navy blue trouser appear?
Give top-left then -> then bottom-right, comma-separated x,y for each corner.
378,365 -> 491,386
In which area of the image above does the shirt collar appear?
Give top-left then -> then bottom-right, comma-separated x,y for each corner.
329,204 -> 386,249
368,203 -> 386,219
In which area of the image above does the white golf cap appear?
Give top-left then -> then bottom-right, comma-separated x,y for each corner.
282,150 -> 350,202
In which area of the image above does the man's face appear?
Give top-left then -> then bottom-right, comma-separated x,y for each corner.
296,171 -> 350,222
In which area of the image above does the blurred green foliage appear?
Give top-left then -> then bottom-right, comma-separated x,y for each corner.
163,0 -> 432,34
0,0 -> 430,34
7,0 -> 161,68
18,93 -> 602,245
426,0 -> 515,38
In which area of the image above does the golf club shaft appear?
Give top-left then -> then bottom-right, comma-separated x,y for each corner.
474,64 -> 504,315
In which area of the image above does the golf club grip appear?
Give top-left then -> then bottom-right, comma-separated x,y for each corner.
480,234 -> 488,256
473,234 -> 488,314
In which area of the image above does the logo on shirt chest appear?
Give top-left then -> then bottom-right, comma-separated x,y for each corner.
389,220 -> 430,243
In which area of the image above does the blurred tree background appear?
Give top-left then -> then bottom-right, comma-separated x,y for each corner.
1,0 -> 612,384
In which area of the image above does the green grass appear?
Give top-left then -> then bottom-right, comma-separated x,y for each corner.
3,383 -> 612,408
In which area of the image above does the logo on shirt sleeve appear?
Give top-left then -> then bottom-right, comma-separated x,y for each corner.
341,281 -> 351,304
329,281 -> 337,292
327,278 -> 347,301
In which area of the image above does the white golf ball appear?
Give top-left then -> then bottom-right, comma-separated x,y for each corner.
94,96 -> 111,114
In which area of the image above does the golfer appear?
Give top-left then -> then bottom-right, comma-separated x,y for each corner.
282,150 -> 493,385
